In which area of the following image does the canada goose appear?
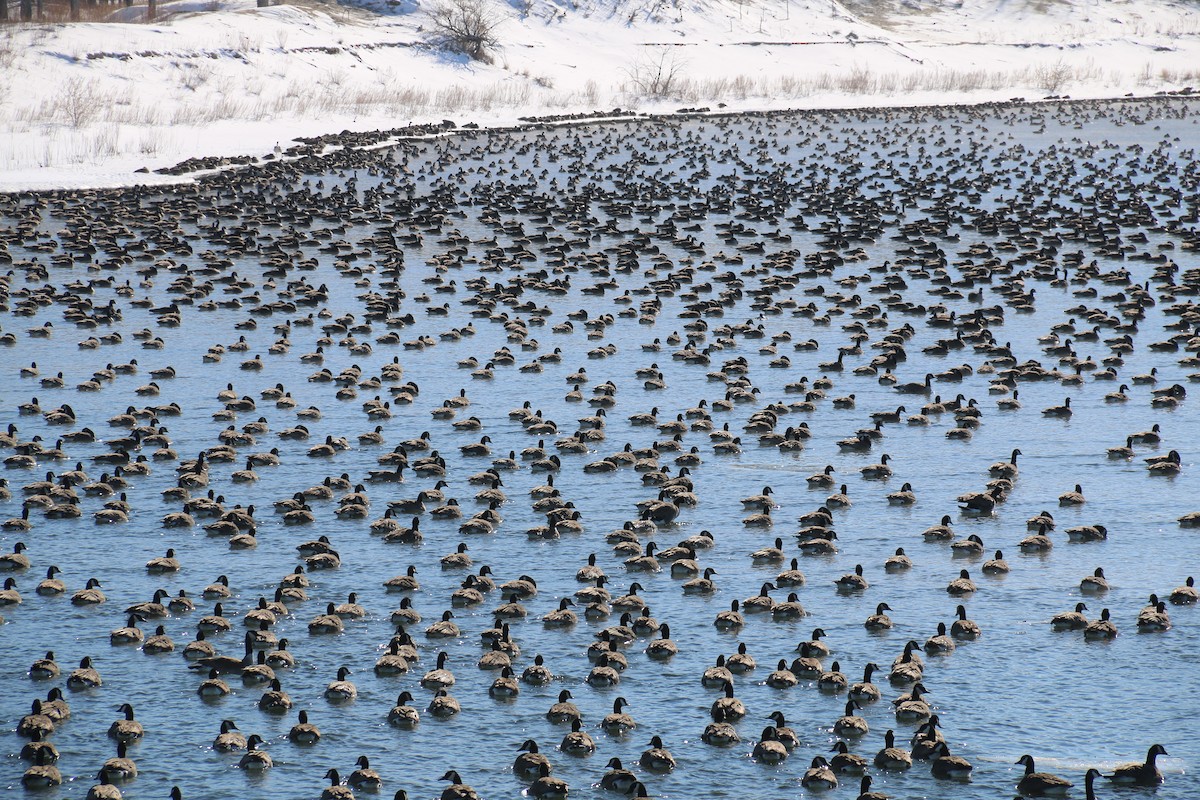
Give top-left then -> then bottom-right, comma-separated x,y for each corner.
946,569 -> 976,595
108,703 -> 144,742
29,651 -> 60,680
145,548 -> 181,573
640,735 -> 675,772
1084,608 -> 1118,640
67,656 -> 102,689
834,700 -> 869,737
0,540 -> 31,565
213,719 -> 247,751
34,565 -> 65,596
22,750 -> 63,788
922,515 -> 954,541
817,660 -> 848,693
237,735 -> 273,770
864,602 -> 892,630
929,741 -> 972,779
321,768 -> 355,800
1107,743 -> 1167,785
875,729 -> 912,770
558,717 -> 595,756
925,622 -> 956,654
383,691 -> 420,729
599,756 -> 638,792
801,755 -> 838,789
421,651 -> 456,690
346,755 -> 383,791
751,726 -> 788,764
438,770 -> 480,800
1137,601 -> 1171,631
848,662 -> 881,703
829,740 -> 867,774
889,642 -> 924,685
835,564 -> 869,591
258,679 -> 292,713
324,666 -> 356,702
1080,567 -> 1109,593
1169,576 -> 1197,605
1015,754 -> 1072,796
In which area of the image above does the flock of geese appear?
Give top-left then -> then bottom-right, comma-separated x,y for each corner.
2,95 -> 1199,799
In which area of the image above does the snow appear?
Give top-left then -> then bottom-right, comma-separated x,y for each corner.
0,0 -> 1197,191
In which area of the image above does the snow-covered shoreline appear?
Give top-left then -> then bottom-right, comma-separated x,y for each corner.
2,0 -> 1198,192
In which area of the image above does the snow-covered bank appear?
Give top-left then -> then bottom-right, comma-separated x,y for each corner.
1,0 -> 1198,191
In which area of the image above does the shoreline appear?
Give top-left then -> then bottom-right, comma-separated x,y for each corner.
4,89 -> 1197,198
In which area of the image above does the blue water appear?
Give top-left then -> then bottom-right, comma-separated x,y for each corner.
1,97 -> 1197,799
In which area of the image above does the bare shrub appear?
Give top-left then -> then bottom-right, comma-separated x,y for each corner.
625,46 -> 687,97
55,78 -> 102,128
427,0 -> 502,63
1034,58 -> 1072,94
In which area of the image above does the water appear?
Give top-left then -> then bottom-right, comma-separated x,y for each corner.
0,97 -> 1198,799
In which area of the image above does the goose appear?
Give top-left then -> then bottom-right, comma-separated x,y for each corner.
214,719 -> 247,751
989,448 -> 1022,478
237,735 -> 273,770
864,602 -> 893,630
888,642 -> 924,685
922,515 -> 954,541
22,751 -> 63,789
67,656 -> 102,688
1066,524 -> 1108,542
1042,397 -> 1072,417
875,729 -> 912,770
421,651 -> 456,690
1015,754 -> 1072,796
528,762 -> 569,799
0,576 -> 22,605
946,569 -> 977,595
18,699 -> 55,738
829,740 -> 867,774
743,582 -> 777,613
893,682 -> 932,722
600,757 -> 638,792
258,679 -> 292,713
883,547 -> 912,572
1083,608 -> 1118,640
1107,743 -> 1167,785
439,770 -> 480,800
1058,484 -> 1086,505
309,603 -> 345,635
325,666 -> 357,702
834,700 -> 869,737
711,679 -> 747,721
347,756 -> 382,791
1080,567 -> 1109,593
29,651 -> 60,680
560,718 -> 596,756
753,726 -> 789,764
1169,576 -> 1197,605
923,620 -> 955,653
861,453 -> 893,479
513,739 -> 551,781
145,548 -> 181,573
108,703 -> 144,742
801,756 -> 838,789
835,564 -> 869,591
387,692 -> 420,729
640,735 -> 675,772
929,741 -> 972,779
35,565 -> 65,596
856,775 -> 890,800
645,622 -> 678,659
818,660 -> 848,693
849,663 -> 882,703
321,769 -> 355,800
0,540 -> 31,564
1137,601 -> 1171,631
